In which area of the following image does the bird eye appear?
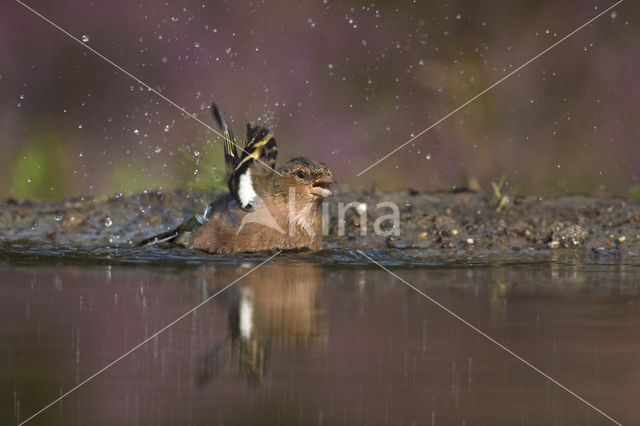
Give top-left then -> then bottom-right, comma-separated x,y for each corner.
297,171 -> 307,179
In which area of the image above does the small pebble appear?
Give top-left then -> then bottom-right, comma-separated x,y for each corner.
61,213 -> 87,228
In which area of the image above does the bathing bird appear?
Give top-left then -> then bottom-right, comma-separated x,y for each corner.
139,103 -> 335,253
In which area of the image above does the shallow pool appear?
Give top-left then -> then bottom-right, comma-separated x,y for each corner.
2,246 -> 638,425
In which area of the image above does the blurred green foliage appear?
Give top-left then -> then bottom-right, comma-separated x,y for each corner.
106,137 -> 228,195
179,140 -> 227,191
11,127 -> 68,200
107,159 -> 169,195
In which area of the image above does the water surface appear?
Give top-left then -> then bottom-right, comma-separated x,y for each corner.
2,247 -> 639,425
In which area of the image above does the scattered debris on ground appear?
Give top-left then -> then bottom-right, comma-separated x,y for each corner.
1,188 -> 639,257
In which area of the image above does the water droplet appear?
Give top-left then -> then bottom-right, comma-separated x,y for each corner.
164,125 -> 170,132
404,200 -> 412,207
328,63 -> 334,69
27,177 -> 32,183
456,14 -> 462,20
81,35 -> 90,43
161,56 -> 168,63
193,41 -> 200,48
55,214 -> 64,222
104,217 -> 113,227
155,146 -> 162,153
610,11 -> 617,19
133,129 -> 140,136
19,94 -> 25,100
426,154 -> 431,160
78,123 -> 83,129
194,151 -> 200,157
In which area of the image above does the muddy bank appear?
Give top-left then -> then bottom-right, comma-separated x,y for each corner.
1,188 -> 639,257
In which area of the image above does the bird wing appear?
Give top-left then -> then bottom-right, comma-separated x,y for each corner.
139,105 -> 279,247
227,124 -> 278,209
239,124 -> 278,170
210,103 -> 277,209
211,103 -> 238,181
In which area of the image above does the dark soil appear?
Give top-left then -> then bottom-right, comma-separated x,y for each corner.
1,188 -> 639,257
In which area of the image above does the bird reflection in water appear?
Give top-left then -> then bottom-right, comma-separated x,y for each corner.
195,264 -> 325,387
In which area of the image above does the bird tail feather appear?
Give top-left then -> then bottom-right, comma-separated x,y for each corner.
137,216 -> 201,247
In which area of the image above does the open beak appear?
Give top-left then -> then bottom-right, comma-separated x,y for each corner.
311,175 -> 336,198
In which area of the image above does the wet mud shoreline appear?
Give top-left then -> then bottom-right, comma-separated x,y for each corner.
1,189 -> 639,258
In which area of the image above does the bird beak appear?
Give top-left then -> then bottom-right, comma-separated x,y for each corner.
311,175 -> 336,198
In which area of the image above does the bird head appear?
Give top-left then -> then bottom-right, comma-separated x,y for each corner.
274,157 -> 336,204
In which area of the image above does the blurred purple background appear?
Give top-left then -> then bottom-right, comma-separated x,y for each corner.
0,0 -> 638,199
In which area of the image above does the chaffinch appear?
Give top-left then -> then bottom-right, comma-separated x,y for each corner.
140,103 -> 335,253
